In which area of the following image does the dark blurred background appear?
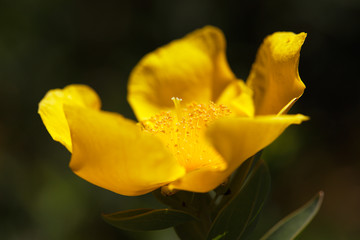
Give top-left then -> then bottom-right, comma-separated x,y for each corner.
1,0 -> 359,239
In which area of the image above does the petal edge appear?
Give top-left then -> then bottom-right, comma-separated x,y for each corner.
128,26 -> 235,120
247,32 -> 307,115
38,84 -> 101,152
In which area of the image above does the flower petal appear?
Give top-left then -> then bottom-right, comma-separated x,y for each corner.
64,105 -> 186,196
38,84 -> 101,152
128,26 -> 235,120
216,79 -> 255,117
167,167 -> 232,193
247,32 -> 307,115
168,114 -> 308,192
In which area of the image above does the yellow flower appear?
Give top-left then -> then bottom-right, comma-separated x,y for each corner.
38,26 -> 308,196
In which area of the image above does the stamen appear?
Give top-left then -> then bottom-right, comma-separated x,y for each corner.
278,97 -> 298,116
141,99 -> 231,172
171,97 -> 183,120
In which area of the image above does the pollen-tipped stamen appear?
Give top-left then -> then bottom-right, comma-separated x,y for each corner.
141,99 -> 231,172
171,97 -> 183,121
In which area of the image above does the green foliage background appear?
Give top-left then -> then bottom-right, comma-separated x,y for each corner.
1,0 -> 359,239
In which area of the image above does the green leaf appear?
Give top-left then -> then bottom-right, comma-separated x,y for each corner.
260,191 -> 324,240
102,208 -> 197,231
206,159 -> 271,240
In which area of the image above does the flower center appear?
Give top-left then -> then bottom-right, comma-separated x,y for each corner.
141,98 -> 231,172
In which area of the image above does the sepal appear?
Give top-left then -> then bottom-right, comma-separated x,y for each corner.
212,151 -> 262,214
153,189 -> 213,239
206,158 -> 271,240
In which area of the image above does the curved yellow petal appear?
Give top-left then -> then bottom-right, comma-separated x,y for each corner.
168,166 -> 232,193
216,79 -> 255,117
169,114 -> 308,192
247,32 -> 307,115
38,84 -> 101,152
64,105 -> 186,196
128,25 -> 235,120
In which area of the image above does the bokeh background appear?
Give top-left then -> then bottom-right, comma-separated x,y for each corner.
1,0 -> 359,239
